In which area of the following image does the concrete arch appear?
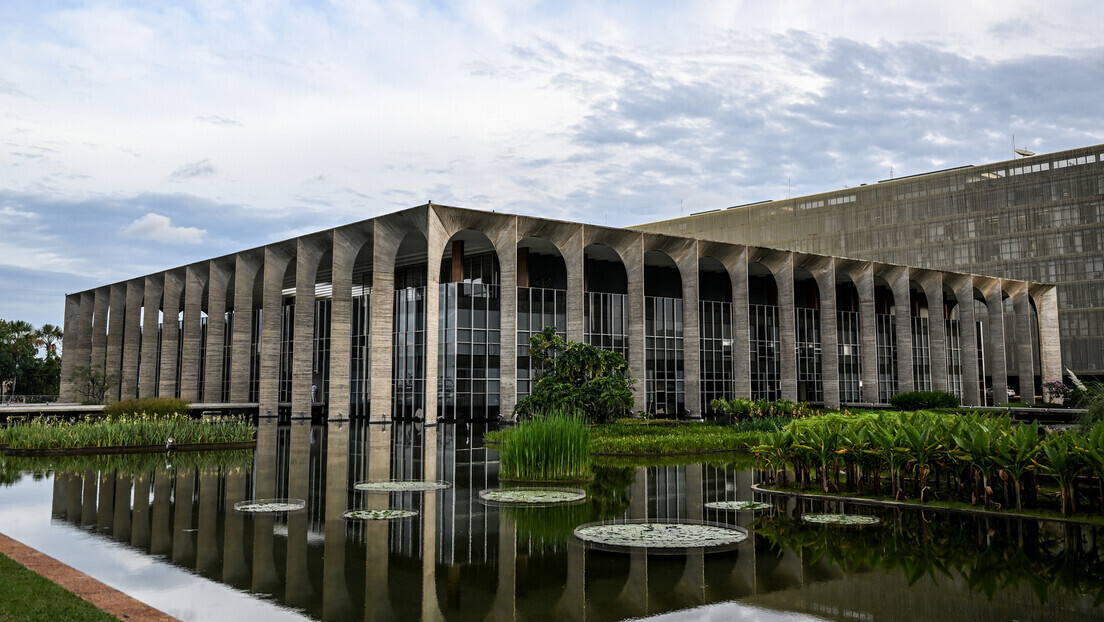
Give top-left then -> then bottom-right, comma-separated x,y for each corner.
331,222 -> 373,419
259,242 -> 296,415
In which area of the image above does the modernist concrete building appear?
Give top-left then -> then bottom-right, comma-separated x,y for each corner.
636,143 -> 1103,383
59,203 -> 1060,420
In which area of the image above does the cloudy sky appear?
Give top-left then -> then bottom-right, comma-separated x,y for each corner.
3,0 -> 1103,330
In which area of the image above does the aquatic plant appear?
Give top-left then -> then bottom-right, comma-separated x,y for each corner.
497,409 -> 591,481
0,413 -> 255,450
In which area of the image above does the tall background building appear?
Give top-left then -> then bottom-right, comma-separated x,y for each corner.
634,144 -> 1104,383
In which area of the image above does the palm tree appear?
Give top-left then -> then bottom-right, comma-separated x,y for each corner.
34,324 -> 63,358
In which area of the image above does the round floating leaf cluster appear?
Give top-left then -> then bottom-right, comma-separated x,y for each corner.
343,509 -> 418,520
705,500 -> 772,511
234,498 -> 306,513
801,513 -> 881,526
478,487 -> 586,506
574,520 -> 748,551
354,480 -> 452,493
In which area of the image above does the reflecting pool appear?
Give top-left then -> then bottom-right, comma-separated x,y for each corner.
1,420 -> 1103,621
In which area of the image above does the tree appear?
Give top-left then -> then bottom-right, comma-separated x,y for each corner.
34,324 -> 63,359
514,326 -> 635,422
70,364 -> 123,404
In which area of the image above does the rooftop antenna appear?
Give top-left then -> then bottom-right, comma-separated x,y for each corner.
1013,134 -> 1035,157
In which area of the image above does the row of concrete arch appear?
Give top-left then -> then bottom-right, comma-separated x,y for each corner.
60,204 -> 1061,419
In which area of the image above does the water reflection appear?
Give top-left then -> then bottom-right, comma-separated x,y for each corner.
3,421 -> 1100,620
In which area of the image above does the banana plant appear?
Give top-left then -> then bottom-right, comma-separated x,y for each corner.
953,418 -> 1001,508
990,421 -> 1042,511
871,416 -> 911,499
1038,432 -> 1087,515
899,412 -> 943,502
1080,422 -> 1104,513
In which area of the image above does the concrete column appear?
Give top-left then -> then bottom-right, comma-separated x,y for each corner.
729,247 -> 751,398
121,280 -> 143,400
984,281 -> 1009,405
260,246 -> 293,416
179,265 -> 207,402
565,225 -> 585,344
920,272 -> 948,393
424,208 -> 447,424
131,472 -> 151,550
293,236 -> 327,418
105,283 -> 126,402
323,421 -> 353,619
196,468 -> 220,576
954,277 -> 980,406
624,235 -> 646,413
330,228 -> 368,420
493,219 -> 518,420
230,252 -> 262,403
1032,285 -> 1062,390
889,267 -> 914,395
203,260 -> 231,403
285,421 -> 313,606
813,259 -> 839,408
855,263 -> 878,404
1012,285 -> 1036,403
370,219 -> 401,420
171,470 -> 196,566
112,472 -> 132,544
139,276 -> 163,398
59,294 -> 82,401
769,253 -> 797,402
90,287 -> 111,378
222,467 -> 249,586
159,272 -> 183,399
678,241 -> 701,417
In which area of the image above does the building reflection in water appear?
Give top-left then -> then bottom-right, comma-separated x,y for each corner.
45,420 -> 1104,622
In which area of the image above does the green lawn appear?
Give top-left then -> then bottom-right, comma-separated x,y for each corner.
0,552 -> 116,622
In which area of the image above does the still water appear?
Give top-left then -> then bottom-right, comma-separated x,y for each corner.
1,419 -> 1103,621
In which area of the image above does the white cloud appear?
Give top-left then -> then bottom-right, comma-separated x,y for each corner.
120,213 -> 206,244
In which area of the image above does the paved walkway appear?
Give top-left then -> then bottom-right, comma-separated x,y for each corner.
0,532 -> 179,621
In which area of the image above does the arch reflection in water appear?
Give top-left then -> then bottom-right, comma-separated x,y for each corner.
20,420 -> 1104,621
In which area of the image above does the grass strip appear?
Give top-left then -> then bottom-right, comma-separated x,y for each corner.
0,552 -> 117,622
590,420 -> 751,455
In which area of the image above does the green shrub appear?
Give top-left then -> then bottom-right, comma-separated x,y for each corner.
102,397 -> 190,420
889,391 -> 959,410
710,397 -> 813,419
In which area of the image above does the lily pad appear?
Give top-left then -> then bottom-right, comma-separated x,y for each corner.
801,513 -> 881,526
343,508 -> 419,520
705,500 -> 772,511
354,479 -> 452,493
574,520 -> 748,553
478,487 -> 586,506
234,498 -> 306,513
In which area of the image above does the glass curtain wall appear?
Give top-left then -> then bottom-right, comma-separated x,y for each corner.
837,282 -> 862,402
945,307 -> 963,399
749,270 -> 781,402
699,299 -> 733,415
439,251 -> 501,421
313,298 -> 331,404
794,275 -> 823,403
350,285 -> 371,418
910,286 -> 932,392
278,300 -> 294,404
221,311 -> 232,401
393,264 -> 427,419
249,308 -> 261,403
198,313 -> 207,400
516,287 -> 566,401
645,260 -> 684,416
875,285 -> 897,403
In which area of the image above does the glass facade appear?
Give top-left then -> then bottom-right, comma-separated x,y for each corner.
795,306 -> 823,403
583,292 -> 628,356
945,318 -> 963,398
279,300 -> 294,404
249,307 -> 261,403
393,286 -> 426,419
221,311 -> 232,402
198,313 -> 207,400
911,315 -> 932,392
837,310 -> 862,402
750,304 -> 780,401
350,291 -> 371,417
876,313 -> 898,402
699,300 -> 733,414
516,286 -> 567,401
645,296 -> 684,416
438,282 -> 501,421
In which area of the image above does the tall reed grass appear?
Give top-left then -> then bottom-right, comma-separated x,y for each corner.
498,408 -> 592,481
